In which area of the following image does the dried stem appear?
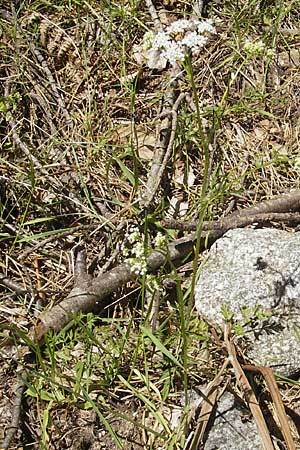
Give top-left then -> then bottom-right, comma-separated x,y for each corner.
224,325 -> 275,450
142,93 -> 185,208
140,70 -> 184,208
28,43 -> 72,126
1,371 -> 27,450
19,224 -> 101,260
144,0 -> 164,32
243,365 -> 296,450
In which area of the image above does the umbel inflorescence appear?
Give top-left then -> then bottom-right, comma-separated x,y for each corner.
136,18 -> 216,70
121,226 -> 168,277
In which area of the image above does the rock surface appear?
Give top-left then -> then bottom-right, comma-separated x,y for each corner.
195,228 -> 300,450
195,228 -> 300,376
204,392 -> 262,450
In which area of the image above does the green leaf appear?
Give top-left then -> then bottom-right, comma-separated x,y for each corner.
23,217 -> 55,226
114,155 -> 135,185
140,325 -> 183,370
118,374 -> 170,434
40,390 -> 56,401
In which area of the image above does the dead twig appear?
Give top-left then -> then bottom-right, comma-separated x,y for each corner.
144,0 -> 164,32
7,115 -> 45,171
98,247 -> 120,275
140,77 -> 184,208
0,274 -> 28,295
28,92 -> 57,136
18,223 -> 101,260
146,289 -> 161,333
73,249 -> 90,282
192,0 -> 204,16
154,92 -> 186,192
162,211 -> 300,231
19,213 -> 126,261
0,370 -> 27,450
32,232 -> 198,343
164,190 -> 300,232
6,111 -> 95,216
187,358 -> 230,450
229,190 -> 300,218
28,43 -> 72,126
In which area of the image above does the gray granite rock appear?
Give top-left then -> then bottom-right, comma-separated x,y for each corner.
204,392 -> 262,450
195,228 -> 300,377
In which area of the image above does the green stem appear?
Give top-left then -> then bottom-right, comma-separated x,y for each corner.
184,54 -> 210,317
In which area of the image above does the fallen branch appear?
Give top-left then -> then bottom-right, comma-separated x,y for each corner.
32,235 -> 198,343
0,274 -> 28,295
32,189 -> 300,344
145,0 -> 163,32
139,67 -> 183,209
229,190 -> 300,218
0,370 -> 27,450
162,211 -> 300,231
162,190 -> 300,231
152,92 -> 187,198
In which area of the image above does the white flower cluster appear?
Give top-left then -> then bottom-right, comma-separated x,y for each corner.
244,38 -> 265,57
142,18 -> 216,69
145,274 -> 165,294
121,228 -> 169,276
122,226 -> 148,276
154,231 -> 168,248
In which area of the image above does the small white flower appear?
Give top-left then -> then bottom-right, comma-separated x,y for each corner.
121,244 -> 130,257
125,226 -> 140,244
154,232 -> 168,248
181,31 -> 208,52
126,257 -> 148,276
197,19 -> 216,34
162,40 -> 185,65
139,18 -> 216,69
152,31 -> 171,50
167,19 -> 196,34
132,242 -> 145,258
244,39 -> 265,57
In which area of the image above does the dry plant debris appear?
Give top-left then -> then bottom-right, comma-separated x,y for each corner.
1,0 -> 300,449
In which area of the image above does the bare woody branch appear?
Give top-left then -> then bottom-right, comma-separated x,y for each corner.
32,233 -> 197,343
144,0 -> 164,32
162,190 -> 300,231
162,212 -> 300,232
139,67 -> 183,209
0,274 -> 28,295
32,189 -> 300,344
0,371 -> 27,450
